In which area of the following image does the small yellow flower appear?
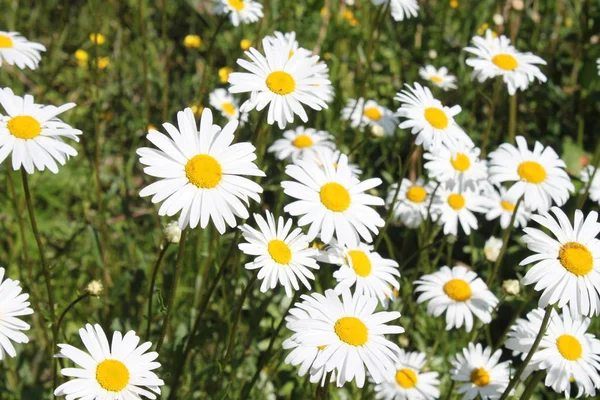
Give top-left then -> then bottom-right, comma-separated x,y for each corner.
218,66 -> 233,83
323,52 -> 332,60
89,33 -> 105,45
320,7 -> 328,17
349,18 -> 359,27
450,0 -> 459,8
240,39 -> 252,51
342,9 -> 354,21
147,124 -> 157,132
75,49 -> 89,67
183,34 -> 202,48
190,105 -> 204,116
477,23 -> 489,36
96,57 -> 110,70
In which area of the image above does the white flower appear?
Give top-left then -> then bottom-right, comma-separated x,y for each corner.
267,126 -> 335,163
0,267 -> 33,359
85,280 -> 104,296
137,108 -> 265,233
319,241 -> 400,305
432,181 -> 490,236
520,207 -> 600,317
0,31 -> 45,70
214,0 -> 263,27
395,83 -> 473,153
54,324 -> 164,399
483,186 -> 530,229
488,136 -> 573,213
264,31 -> 299,54
483,236 -> 503,262
464,29 -> 546,95
0,87 -> 81,174
581,166 -> 600,205
387,178 -> 435,229
163,221 -> 182,243
415,266 -> 499,332
208,88 -> 248,123
316,149 -> 362,177
342,98 -> 398,136
281,152 -> 385,246
373,350 -> 440,400
450,343 -> 511,400
423,144 -> 487,190
371,0 -> 420,22
228,38 -> 331,129
285,288 -> 404,387
238,210 -> 320,297
419,65 -> 457,91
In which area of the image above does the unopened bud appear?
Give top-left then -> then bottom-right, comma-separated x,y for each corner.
502,279 -> 520,296
371,125 -> 385,138
484,236 -> 503,262
164,221 -> 182,244
86,280 -> 104,296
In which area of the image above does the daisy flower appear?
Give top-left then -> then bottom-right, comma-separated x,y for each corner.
264,31 -> 299,56
228,38 -> 332,129
484,186 -> 530,229
464,29 -> 546,95
137,107 -> 265,233
267,126 -> 335,163
520,207 -> 600,317
318,241 -> 400,305
414,266 -> 499,332
450,343 -> 511,400
0,31 -> 45,70
423,144 -> 487,190
581,166 -> 600,205
373,350 -> 441,400
238,210 -> 320,297
432,181 -> 490,236
0,87 -> 81,174
395,83 -> 473,153
419,65 -> 457,91
214,0 -> 263,27
281,152 -> 385,246
387,179 -> 435,229
342,98 -> 398,137
285,288 -> 404,387
54,324 -> 164,399
0,267 -> 33,360
371,0 -> 419,22
208,88 -> 248,124
317,149 -> 362,177
488,136 -> 573,213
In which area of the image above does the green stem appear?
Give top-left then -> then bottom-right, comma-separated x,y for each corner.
520,369 -> 545,400
145,242 -> 170,341
57,293 -> 90,341
487,196 -> 523,286
480,78 -> 502,157
508,93 -> 517,144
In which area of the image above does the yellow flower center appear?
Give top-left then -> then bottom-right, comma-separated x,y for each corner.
7,116 -> 42,140
517,161 -> 547,184
267,239 -> 292,265
185,154 -> 222,189
347,250 -> 372,277
266,71 -> 296,95
443,279 -> 472,301
492,54 -> 519,71
450,153 -> 471,172
363,107 -> 382,121
221,102 -> 236,116
227,0 -> 245,11
320,182 -> 351,212
447,193 -> 465,211
501,200 -> 515,212
334,317 -> 368,346
292,134 -> 313,148
559,242 -> 593,276
470,367 -> 490,387
75,49 -> 89,62
424,107 -> 449,129
395,368 -> 418,389
406,186 -> 427,203
431,76 -> 443,83
317,344 -> 327,350
556,334 -> 582,361
0,34 -> 13,48
96,359 -> 130,392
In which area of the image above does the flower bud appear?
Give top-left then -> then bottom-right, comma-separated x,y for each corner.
502,279 -> 520,296
86,280 -> 104,296
164,221 -> 182,244
484,236 -> 503,262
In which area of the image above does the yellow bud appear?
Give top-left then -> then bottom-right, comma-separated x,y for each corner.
183,34 -> 202,48
89,33 -> 105,45
240,39 -> 252,51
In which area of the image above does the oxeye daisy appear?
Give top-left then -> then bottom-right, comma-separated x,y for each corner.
316,149 -> 362,177
0,87 -> 81,174
238,210 -> 320,297
285,288 -> 404,387
464,29 -> 546,95
483,186 -> 530,229
415,266 -> 499,332
137,107 -> 265,233
341,98 -> 398,137
318,241 -> 400,305
395,83 -> 473,153
432,181 -> 490,236
281,152 -> 385,246
581,166 -> 600,205
0,31 -> 45,70
372,350 -> 441,400
371,0 -> 420,22
264,31 -> 299,56
520,207 -> 600,317
488,136 -> 573,213
208,88 -> 247,124
54,324 -> 164,399
228,38 -> 332,129
0,267 -> 33,360
419,65 -> 457,91
450,343 -> 511,400
387,179 -> 435,229
267,126 -> 335,163
214,0 -> 263,27
423,144 -> 487,190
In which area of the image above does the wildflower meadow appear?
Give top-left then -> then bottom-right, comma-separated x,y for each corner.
2,0 -> 600,399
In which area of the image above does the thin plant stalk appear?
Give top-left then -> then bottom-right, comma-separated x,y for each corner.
56,293 -> 90,340
508,93 -> 517,144
520,369 -> 545,400
144,241 -> 170,341
480,78 -> 502,157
